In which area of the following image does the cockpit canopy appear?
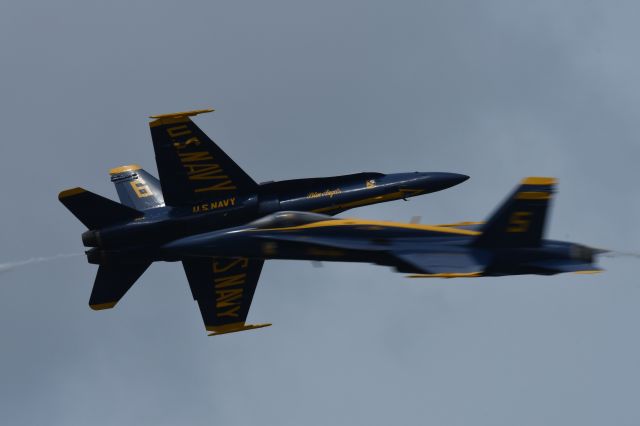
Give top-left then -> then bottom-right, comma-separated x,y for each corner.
250,211 -> 333,229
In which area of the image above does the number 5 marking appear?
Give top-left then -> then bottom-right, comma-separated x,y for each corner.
507,211 -> 532,233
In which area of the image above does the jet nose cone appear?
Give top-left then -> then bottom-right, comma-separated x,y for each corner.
440,172 -> 470,187
417,172 -> 469,192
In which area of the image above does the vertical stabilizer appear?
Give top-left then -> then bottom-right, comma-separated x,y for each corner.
110,165 -> 165,211
473,177 -> 556,248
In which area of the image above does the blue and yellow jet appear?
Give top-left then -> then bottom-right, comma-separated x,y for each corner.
158,177 -> 604,334
59,109 -> 468,334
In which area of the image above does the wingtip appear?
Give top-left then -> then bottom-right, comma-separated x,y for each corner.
521,177 -> 557,186
58,187 -> 86,200
207,322 -> 272,336
89,301 -> 117,310
149,108 -> 214,120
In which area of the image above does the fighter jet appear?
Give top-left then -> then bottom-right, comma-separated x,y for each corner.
159,177 -> 604,334
59,108 -> 467,333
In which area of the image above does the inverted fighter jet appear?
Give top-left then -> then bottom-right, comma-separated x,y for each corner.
160,177 -> 604,334
59,109 -> 467,334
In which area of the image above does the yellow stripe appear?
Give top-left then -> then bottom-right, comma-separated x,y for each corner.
408,272 -> 482,278
206,322 -> 245,332
515,191 -> 552,200
260,218 -> 481,236
149,108 -> 214,119
207,322 -> 272,336
435,221 -> 484,228
90,302 -> 117,310
109,164 -> 142,175
58,187 -> 86,199
149,108 -> 214,128
574,270 -> 602,275
311,189 -> 426,214
312,192 -> 404,213
521,177 -> 557,186
149,116 -> 190,128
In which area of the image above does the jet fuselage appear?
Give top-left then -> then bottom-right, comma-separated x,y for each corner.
159,211 -> 599,277
82,171 -> 467,255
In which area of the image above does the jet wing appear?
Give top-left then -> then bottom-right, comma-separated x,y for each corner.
394,251 -> 490,278
182,257 -> 270,335
149,109 -> 258,207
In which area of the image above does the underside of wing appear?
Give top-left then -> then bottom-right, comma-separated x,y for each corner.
394,251 -> 490,278
182,257 -> 270,335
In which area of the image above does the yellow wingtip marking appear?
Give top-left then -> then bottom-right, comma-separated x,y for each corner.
58,187 -> 86,199
408,272 -> 483,278
261,218 -> 481,236
109,164 -> 142,175
435,221 -> 485,228
521,177 -> 557,186
574,270 -> 603,275
149,108 -> 214,120
206,322 -> 272,336
515,191 -> 552,200
90,302 -> 117,310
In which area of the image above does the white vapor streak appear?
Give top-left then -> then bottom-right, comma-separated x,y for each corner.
602,250 -> 640,259
0,253 -> 82,273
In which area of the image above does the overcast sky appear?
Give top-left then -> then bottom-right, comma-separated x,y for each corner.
1,1 -> 640,425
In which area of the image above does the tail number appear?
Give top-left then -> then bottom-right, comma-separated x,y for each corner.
507,211 -> 532,233
130,180 -> 154,198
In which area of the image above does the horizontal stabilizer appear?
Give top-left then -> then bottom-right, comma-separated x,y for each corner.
89,262 -> 151,310
59,187 -> 142,229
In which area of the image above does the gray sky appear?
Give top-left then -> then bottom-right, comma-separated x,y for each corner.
1,1 -> 639,425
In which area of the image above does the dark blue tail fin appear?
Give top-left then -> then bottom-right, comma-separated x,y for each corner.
473,177 -> 556,248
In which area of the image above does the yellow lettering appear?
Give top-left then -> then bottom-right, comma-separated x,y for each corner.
507,211 -> 532,233
307,188 -> 342,199
191,197 -> 238,214
130,180 -> 154,198
173,137 -> 201,150
214,258 -> 249,273
167,125 -> 191,137
179,151 -> 214,163
186,165 -> 227,181
216,288 -> 244,307
214,274 -> 247,289
217,306 -> 241,318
